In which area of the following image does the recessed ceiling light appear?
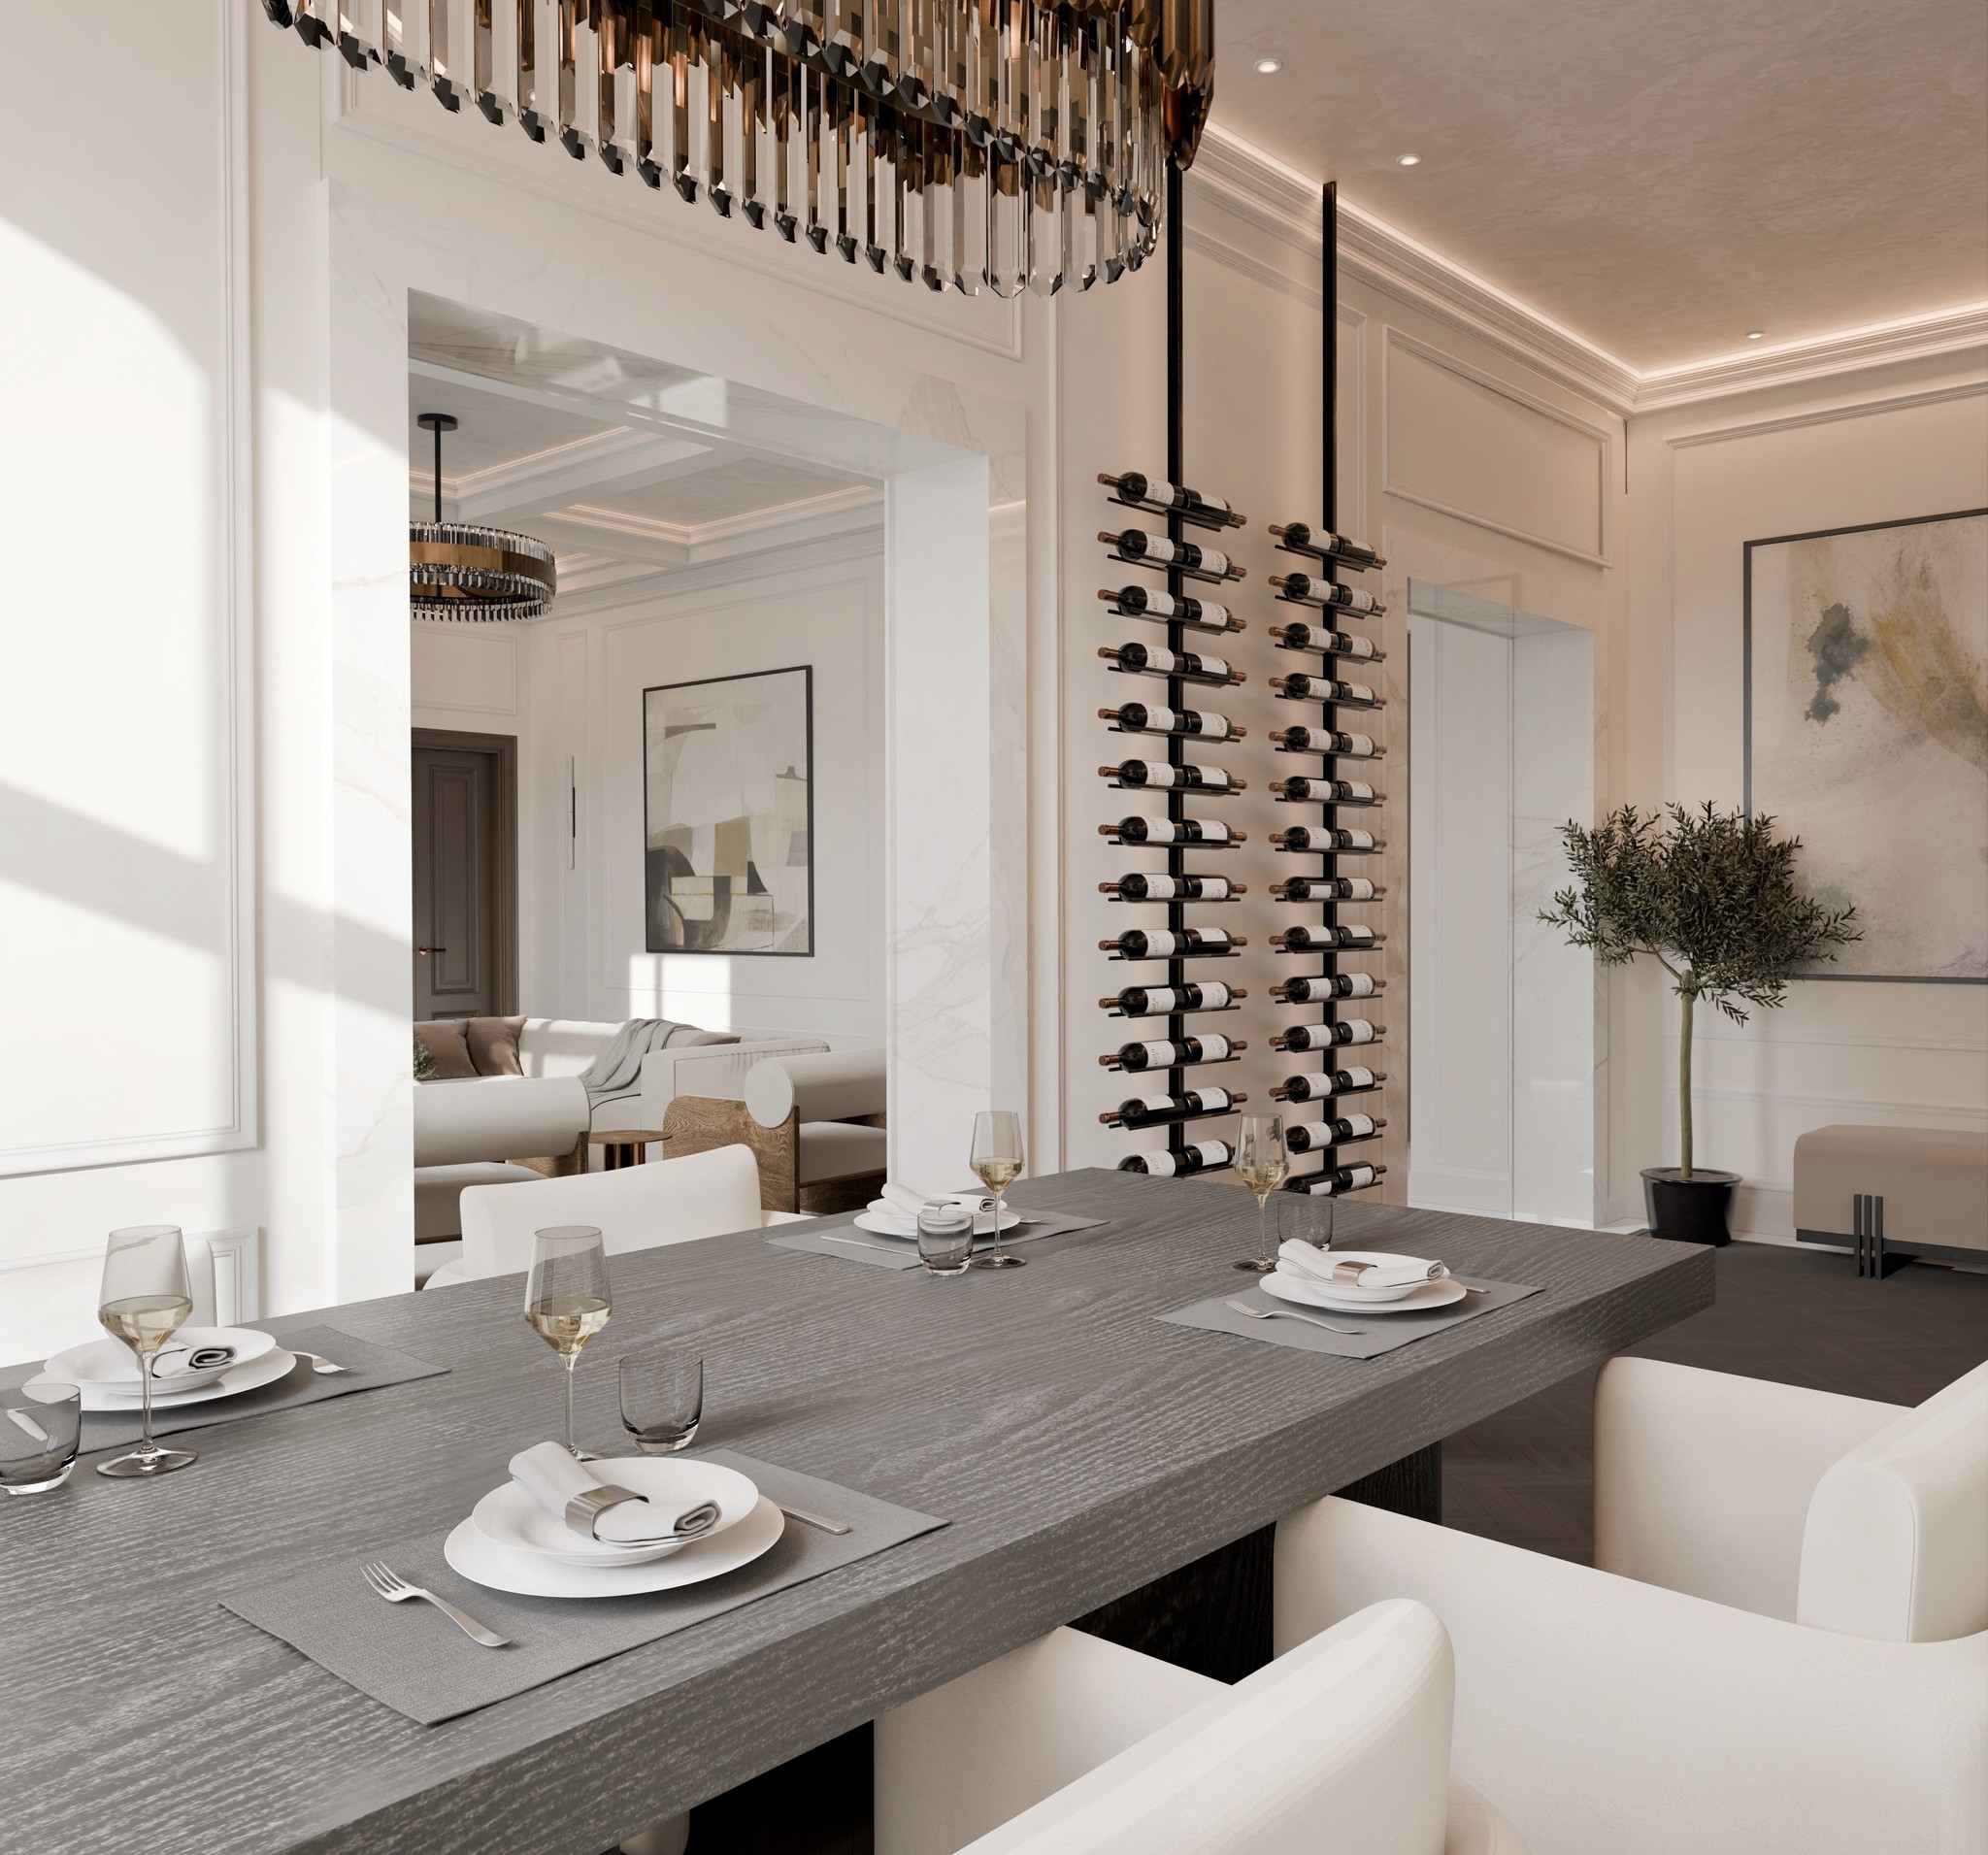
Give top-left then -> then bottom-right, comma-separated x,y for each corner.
1397,152 -> 1422,166
1254,57 -> 1281,74
1745,330 -> 1766,341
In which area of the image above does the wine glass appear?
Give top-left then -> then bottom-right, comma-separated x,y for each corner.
524,1226 -> 613,1459
96,1225 -> 198,1478
968,1110 -> 1027,1271
1233,1116 -> 1289,1272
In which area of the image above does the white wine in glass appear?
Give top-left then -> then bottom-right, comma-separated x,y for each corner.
96,1225 -> 198,1478
525,1226 -> 612,1459
1233,1116 -> 1289,1272
968,1110 -> 1027,1270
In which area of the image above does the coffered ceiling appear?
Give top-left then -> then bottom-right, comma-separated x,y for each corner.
1210,0 -> 1987,373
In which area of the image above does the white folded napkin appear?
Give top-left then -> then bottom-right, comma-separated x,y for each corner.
149,1342 -> 238,1384
509,1441 -> 721,1546
878,1181 -> 997,1219
1276,1242 -> 1447,1290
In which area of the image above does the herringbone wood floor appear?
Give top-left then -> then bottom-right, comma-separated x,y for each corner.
1443,1242 -> 1988,1563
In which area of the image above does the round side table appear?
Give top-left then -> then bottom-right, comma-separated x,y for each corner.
586,1130 -> 668,1171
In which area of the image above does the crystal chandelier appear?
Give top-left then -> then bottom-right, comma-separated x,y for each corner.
262,1 -> 1214,295
412,413 -> 558,620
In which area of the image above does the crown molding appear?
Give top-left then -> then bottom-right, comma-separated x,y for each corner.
555,482 -> 882,548
541,524 -> 884,620
1190,123 -> 1988,420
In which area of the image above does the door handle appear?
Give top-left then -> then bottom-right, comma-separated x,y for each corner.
416,946 -> 447,955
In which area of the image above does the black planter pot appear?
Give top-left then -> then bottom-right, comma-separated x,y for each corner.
1640,1167 -> 1740,1245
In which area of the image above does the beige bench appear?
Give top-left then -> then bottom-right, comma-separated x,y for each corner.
1794,1124 -> 1988,1278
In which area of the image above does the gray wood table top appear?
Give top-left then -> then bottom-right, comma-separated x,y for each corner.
2,1169 -> 1711,1855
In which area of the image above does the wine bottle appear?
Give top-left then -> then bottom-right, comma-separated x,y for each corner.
1271,1019 -> 1384,1052
1271,875 -> 1383,903
1098,528 -> 1243,581
1101,759 -> 1242,794
1270,1066 -> 1385,1103
1272,972 -> 1382,1003
1099,981 -> 1243,1016
1100,817 -> 1244,846
1271,922 -> 1384,952
1098,643 -> 1240,683
1270,573 -> 1384,614
1099,586 -> 1241,633
1271,621 -> 1383,662
1100,703 -> 1242,742
1272,825 -> 1383,853
1101,1086 -> 1242,1128
1098,472 -> 1241,524
1099,927 -> 1244,959
1100,873 -> 1242,902
1270,674 -> 1382,709
1285,1162 -> 1387,1196
1270,776 -> 1381,805
1101,1034 -> 1242,1071
1269,524 -> 1387,570
1117,1141 -> 1233,1177
1285,1114 -> 1386,1154
1271,726 -> 1381,758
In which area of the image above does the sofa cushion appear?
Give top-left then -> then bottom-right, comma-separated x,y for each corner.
465,1014 -> 526,1076
414,1161 -> 545,1241
414,1019 -> 477,1079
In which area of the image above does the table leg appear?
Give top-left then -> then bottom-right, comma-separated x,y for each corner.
1070,1441 -> 1441,1682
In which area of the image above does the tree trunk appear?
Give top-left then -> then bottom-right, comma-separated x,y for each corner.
1677,986 -> 1694,1178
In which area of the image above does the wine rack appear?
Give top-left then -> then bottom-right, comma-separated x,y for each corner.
1268,182 -> 1390,1201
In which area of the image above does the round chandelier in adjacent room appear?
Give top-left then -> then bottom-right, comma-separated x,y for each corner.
261,0 -> 1214,297
410,414 -> 558,622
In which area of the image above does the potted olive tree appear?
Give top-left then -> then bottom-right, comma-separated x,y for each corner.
1540,802 -> 1859,1244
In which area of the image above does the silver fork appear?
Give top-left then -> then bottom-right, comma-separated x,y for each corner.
361,1561 -> 512,1647
1225,1298 -> 1366,1337
297,1352 -> 348,1375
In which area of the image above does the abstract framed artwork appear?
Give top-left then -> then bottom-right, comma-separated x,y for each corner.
1744,508 -> 1987,982
643,665 -> 814,956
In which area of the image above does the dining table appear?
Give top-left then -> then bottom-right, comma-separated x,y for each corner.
2,1167 -> 1712,1855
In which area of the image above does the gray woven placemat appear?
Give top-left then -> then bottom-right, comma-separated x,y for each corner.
769,1209 -> 1109,1270
220,1450 -> 946,1724
1160,1276 -> 1541,1360
1,1325 -> 448,1453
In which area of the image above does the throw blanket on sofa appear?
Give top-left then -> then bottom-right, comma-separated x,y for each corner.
578,1019 -> 699,1109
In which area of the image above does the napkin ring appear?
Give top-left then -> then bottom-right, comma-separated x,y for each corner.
1327,1260 -> 1371,1282
565,1483 -> 647,1540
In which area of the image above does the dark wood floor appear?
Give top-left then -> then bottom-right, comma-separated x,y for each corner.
1443,1241 -> 1988,1564
668,1241 -> 1988,1855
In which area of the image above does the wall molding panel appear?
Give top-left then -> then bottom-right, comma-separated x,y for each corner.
1666,379 -> 1988,451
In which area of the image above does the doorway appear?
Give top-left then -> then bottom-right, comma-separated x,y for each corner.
1406,580 -> 1599,1225
412,728 -> 518,1019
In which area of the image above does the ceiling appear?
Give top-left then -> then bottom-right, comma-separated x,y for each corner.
408,301 -> 882,607
1209,0 -> 1988,373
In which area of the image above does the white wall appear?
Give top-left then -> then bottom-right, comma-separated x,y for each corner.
1623,354 -> 1988,1239
412,544 -> 888,1045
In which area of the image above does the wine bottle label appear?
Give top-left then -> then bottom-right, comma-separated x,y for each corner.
1342,781 -> 1376,801
1198,602 -> 1233,627
1137,1042 -> 1176,1065
1199,548 -> 1232,576
1201,1036 -> 1233,1060
1196,655 -> 1233,679
1136,877 -> 1180,899
1200,822 -> 1233,844
1342,878 -> 1377,901
1339,635 -> 1378,660
1340,681 -> 1376,705
1341,830 -> 1376,850
1192,1141 -> 1228,1165
1342,1067 -> 1376,1088
1198,1087 -> 1233,1110
1199,877 -> 1235,899
1344,1164 -> 1376,1186
1342,734 -> 1376,756
1136,934 -> 1178,958
1342,971 -> 1377,996
1135,1094 -> 1174,1113
1342,1020 -> 1378,1043
1137,988 -> 1179,1012
1135,588 -> 1178,615
1342,1114 -> 1377,1137
1137,707 -> 1178,732
1143,478 -> 1178,506
1340,926 -> 1377,946
1195,713 -> 1234,740
1201,931 -> 1235,950
1339,588 -> 1379,613
1141,1150 -> 1180,1176
1185,764 -> 1228,787
1141,535 -> 1178,563
1200,982 -> 1233,1008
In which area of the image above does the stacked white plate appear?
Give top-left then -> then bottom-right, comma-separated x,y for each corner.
445,1457 -> 786,1598
1263,1251 -> 1468,1314
853,1201 -> 1020,1241
35,1327 -> 294,1411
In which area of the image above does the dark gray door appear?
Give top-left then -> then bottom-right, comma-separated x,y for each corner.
412,731 -> 516,1019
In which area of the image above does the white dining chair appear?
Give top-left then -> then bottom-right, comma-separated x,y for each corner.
1274,1360 -> 1988,1855
421,1143 -> 811,1287
875,1598 -> 1527,1855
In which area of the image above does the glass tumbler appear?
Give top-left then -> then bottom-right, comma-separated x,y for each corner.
619,1347 -> 704,1454
917,1204 -> 975,1275
1279,1194 -> 1337,1251
1,1382 -> 82,1494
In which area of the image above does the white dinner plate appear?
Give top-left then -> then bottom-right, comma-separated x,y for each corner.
470,1457 -> 762,1566
446,1494 -> 786,1598
1263,1272 -> 1468,1315
31,1346 -> 298,1413
46,1326 -> 280,1394
1272,1251 -> 1446,1304
854,1209 -> 1020,1240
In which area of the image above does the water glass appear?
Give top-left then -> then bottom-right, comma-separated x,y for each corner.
1,1383 -> 81,1494
916,1204 -> 975,1275
619,1347 -> 704,1454
1279,1194 -> 1337,1250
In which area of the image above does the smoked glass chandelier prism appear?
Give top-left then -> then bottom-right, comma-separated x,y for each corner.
411,414 -> 558,621
262,1 -> 1214,295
